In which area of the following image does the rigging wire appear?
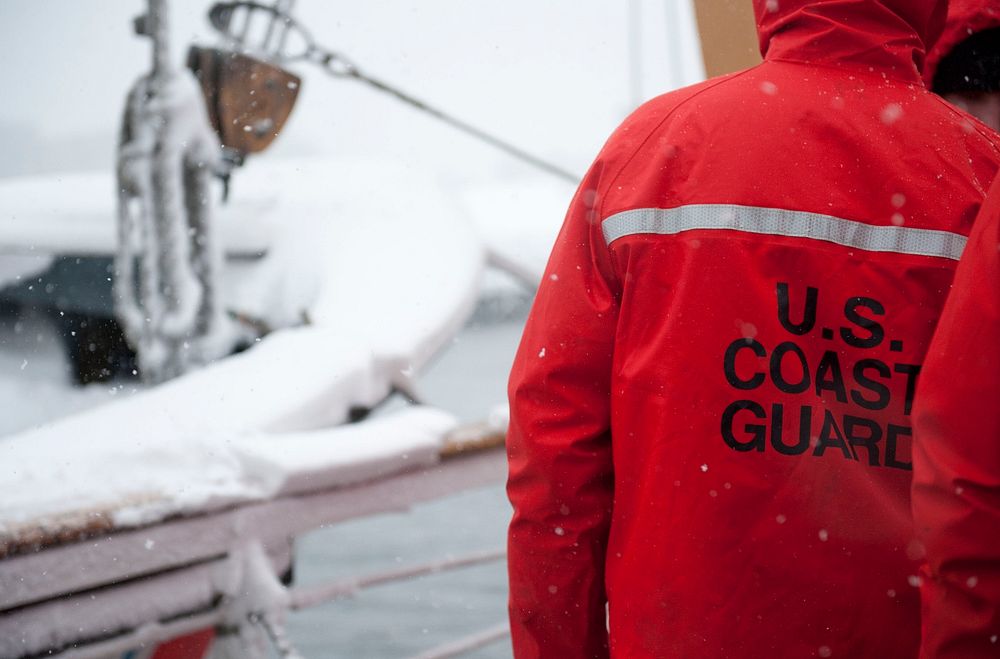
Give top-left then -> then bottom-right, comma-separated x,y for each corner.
308,49 -> 582,184
208,1 -> 581,184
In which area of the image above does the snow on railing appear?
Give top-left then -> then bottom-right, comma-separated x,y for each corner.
4,425 -> 511,659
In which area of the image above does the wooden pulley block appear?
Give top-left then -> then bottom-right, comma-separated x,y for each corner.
187,46 -> 301,157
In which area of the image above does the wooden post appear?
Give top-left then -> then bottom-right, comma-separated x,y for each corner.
692,0 -> 762,77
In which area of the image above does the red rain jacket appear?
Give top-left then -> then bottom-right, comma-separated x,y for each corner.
924,0 -> 1000,89
507,1 -> 1000,657
912,177 -> 1000,658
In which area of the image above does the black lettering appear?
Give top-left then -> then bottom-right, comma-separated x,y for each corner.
886,424 -> 913,471
841,297 -> 885,348
770,403 -> 811,455
815,351 -> 848,403
770,342 -> 811,394
850,359 -> 891,410
723,339 -> 766,390
721,400 -> 767,452
844,415 -> 882,467
894,363 -> 921,416
813,409 -> 856,460
776,282 -> 818,335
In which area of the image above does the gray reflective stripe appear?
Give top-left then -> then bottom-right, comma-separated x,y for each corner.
602,204 -> 967,260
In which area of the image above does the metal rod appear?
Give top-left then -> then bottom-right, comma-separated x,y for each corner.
485,247 -> 541,293
262,5 -> 281,51
408,623 -> 511,659
290,548 -> 506,610
238,2 -> 253,44
276,0 -> 296,56
262,0 -> 293,53
629,0 -> 644,106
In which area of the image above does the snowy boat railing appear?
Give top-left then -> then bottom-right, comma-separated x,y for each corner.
48,547 -> 509,659
0,427 -> 511,659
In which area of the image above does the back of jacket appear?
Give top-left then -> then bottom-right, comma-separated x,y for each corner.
507,1 -> 1000,657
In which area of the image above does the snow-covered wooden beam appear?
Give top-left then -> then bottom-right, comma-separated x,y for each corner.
0,445 -> 505,608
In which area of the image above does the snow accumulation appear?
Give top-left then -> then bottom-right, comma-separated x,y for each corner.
458,178 -> 569,289
0,405 -> 455,533
0,170 -> 275,259
0,155 -> 505,542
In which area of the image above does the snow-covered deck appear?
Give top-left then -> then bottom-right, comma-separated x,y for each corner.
0,153 -> 569,656
0,445 -> 506,658
0,155 -> 497,546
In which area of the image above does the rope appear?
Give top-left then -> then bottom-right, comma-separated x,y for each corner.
116,0 -> 232,383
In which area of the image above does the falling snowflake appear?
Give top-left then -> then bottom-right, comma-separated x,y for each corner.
738,321 -> 758,339
881,103 -> 904,125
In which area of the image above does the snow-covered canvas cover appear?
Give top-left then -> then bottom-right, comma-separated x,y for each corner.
0,155 -> 495,552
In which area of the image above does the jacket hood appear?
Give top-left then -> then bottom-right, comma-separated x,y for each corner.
755,0 -> 948,82
924,0 -> 1000,88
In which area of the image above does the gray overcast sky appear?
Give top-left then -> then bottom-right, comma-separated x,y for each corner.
0,1 -> 702,179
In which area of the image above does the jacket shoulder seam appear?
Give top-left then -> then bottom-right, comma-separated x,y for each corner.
596,67 -> 759,224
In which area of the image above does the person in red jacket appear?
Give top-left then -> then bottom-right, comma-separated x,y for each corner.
506,1 -> 1000,657
924,0 -> 1000,131
912,164 -> 1000,657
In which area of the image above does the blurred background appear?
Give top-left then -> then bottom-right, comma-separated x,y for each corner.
0,1 -> 724,657
0,1 -> 704,179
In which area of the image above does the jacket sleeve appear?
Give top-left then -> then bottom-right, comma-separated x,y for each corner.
912,184 -> 1000,658
506,159 -> 619,659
